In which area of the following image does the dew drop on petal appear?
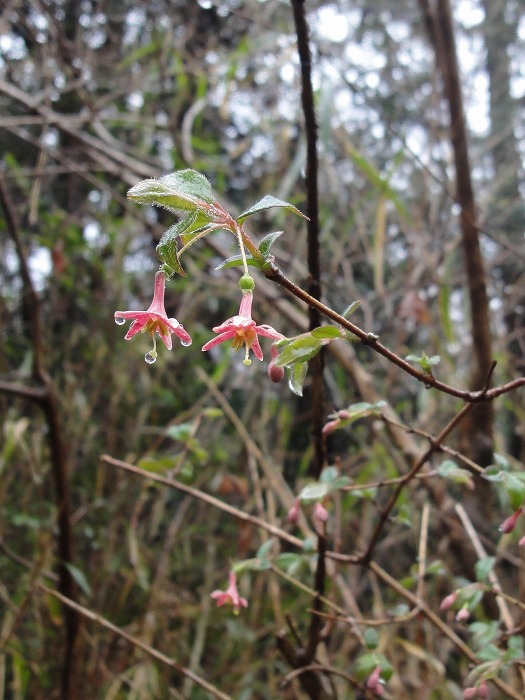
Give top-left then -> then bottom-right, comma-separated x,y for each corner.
144,352 -> 157,364
115,317 -> 126,325
180,338 -> 192,347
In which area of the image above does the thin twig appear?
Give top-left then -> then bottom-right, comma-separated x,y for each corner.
37,584 -> 233,700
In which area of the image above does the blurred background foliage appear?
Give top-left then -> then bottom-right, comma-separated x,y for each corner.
1,0 -> 524,698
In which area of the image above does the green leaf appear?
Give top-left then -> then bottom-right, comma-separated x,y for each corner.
258,231 -> 283,257
506,474 -> 525,511
320,466 -> 340,484
128,169 -> 215,214
311,326 -> 342,339
483,466 -> 504,482
156,218 -> 194,276
215,254 -> 260,271
287,362 -> 308,397
505,635 -> 525,661
298,482 -> 330,502
475,556 -> 496,582
256,539 -> 275,560
302,536 -> 317,552
275,553 -> 303,574
334,401 -> 387,427
64,562 -> 92,596
275,336 -> 325,368
364,628 -> 379,650
406,352 -> 440,375
341,300 -> 361,319
237,195 -> 308,222
469,621 -> 500,650
437,459 -> 473,486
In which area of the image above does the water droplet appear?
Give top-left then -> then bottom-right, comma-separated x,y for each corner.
144,352 -> 157,364
180,339 -> 192,347
115,317 -> 126,325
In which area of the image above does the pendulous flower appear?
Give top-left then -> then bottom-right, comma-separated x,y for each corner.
202,291 -> 284,366
210,571 -> 248,614
114,270 -> 192,363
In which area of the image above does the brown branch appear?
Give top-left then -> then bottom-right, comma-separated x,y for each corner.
291,0 -> 326,480
360,401 -> 475,564
36,584 -> 233,700
264,262 -> 524,403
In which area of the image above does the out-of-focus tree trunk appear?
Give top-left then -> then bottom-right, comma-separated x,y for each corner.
419,0 -> 494,466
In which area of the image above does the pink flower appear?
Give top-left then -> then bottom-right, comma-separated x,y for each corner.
115,271 -> 192,363
499,506 -> 523,534
210,571 -> 248,614
202,291 -> 284,366
440,591 -> 458,611
463,688 -> 478,699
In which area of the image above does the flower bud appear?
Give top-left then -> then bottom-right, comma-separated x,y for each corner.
288,498 -> 301,525
322,419 -> 340,436
499,507 -> 522,534
478,680 -> 489,699
314,501 -> 329,523
440,591 -> 458,611
463,687 -> 477,699
268,346 -> 285,383
455,607 -> 470,622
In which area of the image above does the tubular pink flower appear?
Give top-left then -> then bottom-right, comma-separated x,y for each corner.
202,291 -> 284,366
114,271 -> 192,362
210,571 -> 248,614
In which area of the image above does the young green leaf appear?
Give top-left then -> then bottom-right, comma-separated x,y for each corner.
311,326 -> 342,339
258,231 -> 284,257
128,169 -> 215,214
274,335 -> 325,368
215,254 -> 260,271
475,556 -> 496,582
237,195 -> 308,222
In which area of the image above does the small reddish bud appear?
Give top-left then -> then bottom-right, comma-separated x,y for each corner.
440,591 -> 458,611
463,687 -> 477,699
456,607 -> 470,622
287,498 -> 301,525
314,501 -> 329,523
268,346 -> 285,383
366,666 -> 381,690
478,680 -> 489,699
499,507 -> 522,534
322,419 -> 340,436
